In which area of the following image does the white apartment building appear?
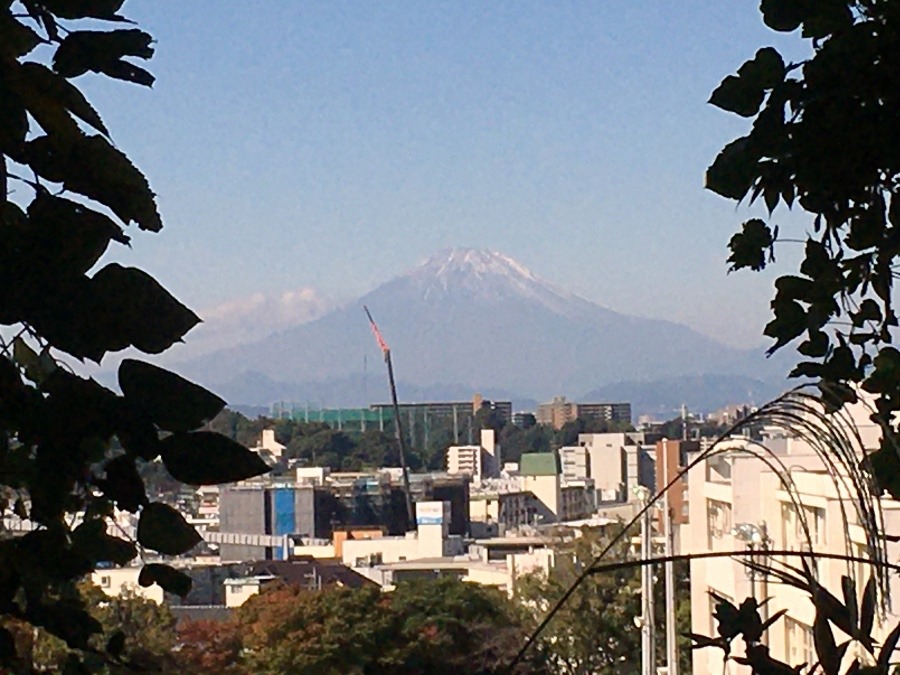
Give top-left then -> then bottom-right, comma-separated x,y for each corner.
685,398 -> 900,674
447,429 -> 500,481
558,432 -> 654,502
558,444 -> 589,482
252,429 -> 286,462
447,443 -> 483,478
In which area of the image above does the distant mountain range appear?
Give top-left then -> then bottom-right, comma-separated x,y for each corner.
175,248 -> 790,417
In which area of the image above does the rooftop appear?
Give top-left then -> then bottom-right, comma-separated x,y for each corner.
520,453 -> 560,477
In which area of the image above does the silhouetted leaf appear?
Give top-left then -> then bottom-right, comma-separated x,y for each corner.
841,575 -> 858,638
775,275 -> 815,302
760,0 -> 807,32
706,137 -> 757,200
813,610 -> 840,675
684,632 -> 727,651
0,72 -> 28,156
99,454 -> 147,512
860,575 -> 876,641
16,63 -> 108,135
71,519 -> 136,565
798,331 -> 829,358
53,29 -> 154,86
115,400 -> 160,461
26,192 -> 128,275
25,134 -> 161,231
765,296 -> 806,354
727,219 -> 774,271
138,562 -> 192,597
710,75 -> 765,117
0,12 -> 41,58
738,48 -> 786,90
877,619 -> 900,670
862,348 -> 900,395
119,360 -> 225,432
92,263 -> 200,354
137,502 -> 201,555
160,431 -> 270,485
40,0 -> 126,20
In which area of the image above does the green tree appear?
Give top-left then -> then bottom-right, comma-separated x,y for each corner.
516,528 -> 641,674
707,1 -> 900,490
235,577 -> 542,674
0,2 -> 269,667
515,526 -> 691,674
499,423 -> 553,464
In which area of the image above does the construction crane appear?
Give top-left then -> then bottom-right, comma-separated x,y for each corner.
363,306 -> 415,529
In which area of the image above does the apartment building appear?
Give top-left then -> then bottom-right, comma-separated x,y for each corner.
558,432 -> 655,503
656,438 -> 697,527
684,399 -> 898,674
536,396 -> 631,430
446,429 -> 501,480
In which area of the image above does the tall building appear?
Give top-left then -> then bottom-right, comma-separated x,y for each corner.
557,432 -> 655,503
218,483 -> 334,561
446,429 -> 501,481
536,396 -> 631,430
684,396 -> 894,674
655,438 -> 698,526
370,395 -> 513,445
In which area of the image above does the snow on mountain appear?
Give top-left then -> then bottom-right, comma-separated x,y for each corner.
407,248 -> 576,305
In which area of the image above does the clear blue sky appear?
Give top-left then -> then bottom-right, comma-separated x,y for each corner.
84,1 -> 810,348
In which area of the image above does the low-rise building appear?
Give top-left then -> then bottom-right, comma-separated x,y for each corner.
341,501 -> 464,567
92,566 -> 164,604
520,453 -> 594,523
469,490 -> 536,536
223,557 -> 377,607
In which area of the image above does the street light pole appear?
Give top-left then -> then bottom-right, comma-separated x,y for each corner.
634,485 -> 655,675
663,441 -> 679,675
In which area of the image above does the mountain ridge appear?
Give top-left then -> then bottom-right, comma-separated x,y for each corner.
176,248 -> 788,407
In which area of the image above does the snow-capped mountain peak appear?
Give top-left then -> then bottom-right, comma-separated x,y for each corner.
403,248 -> 583,312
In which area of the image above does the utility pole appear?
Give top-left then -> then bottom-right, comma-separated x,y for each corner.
634,485 -> 656,675
364,307 -> 415,529
663,441 -> 679,675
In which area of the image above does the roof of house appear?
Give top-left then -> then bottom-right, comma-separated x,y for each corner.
520,453 -> 560,477
169,605 -> 233,624
248,558 -> 378,589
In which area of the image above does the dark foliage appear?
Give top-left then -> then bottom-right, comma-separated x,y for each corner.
0,2 -> 269,669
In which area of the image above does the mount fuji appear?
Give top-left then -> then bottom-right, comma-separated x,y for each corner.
176,249 -> 787,410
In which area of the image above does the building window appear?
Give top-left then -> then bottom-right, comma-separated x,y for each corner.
785,617 -> 814,667
706,499 -> 732,547
99,576 -> 111,589
232,585 -> 242,594
805,506 -> 826,546
781,502 -> 826,549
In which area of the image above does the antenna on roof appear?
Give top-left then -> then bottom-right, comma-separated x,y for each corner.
363,306 -> 415,529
